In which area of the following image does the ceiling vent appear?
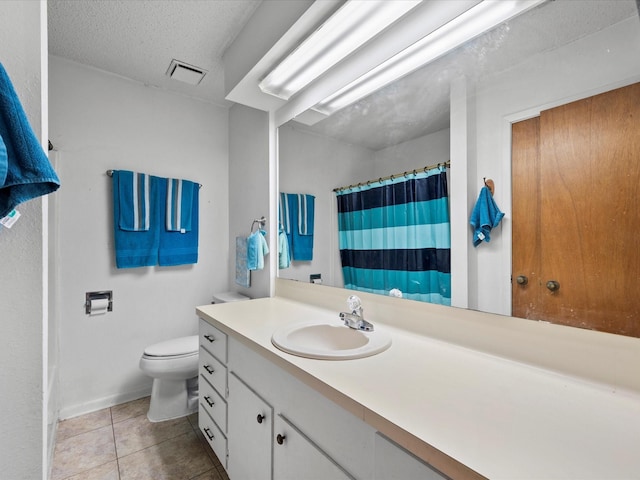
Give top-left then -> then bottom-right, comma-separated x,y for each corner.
166,59 -> 207,86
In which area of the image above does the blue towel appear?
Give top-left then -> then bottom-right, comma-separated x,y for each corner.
470,186 -> 505,247
116,170 -> 151,231
278,227 -> 290,269
297,193 -> 314,235
166,178 -> 195,232
158,176 -> 199,266
0,62 -> 60,217
247,229 -> 269,270
235,236 -> 250,287
112,171 -> 160,268
280,192 -> 315,261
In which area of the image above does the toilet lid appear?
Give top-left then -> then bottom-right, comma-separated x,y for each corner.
144,335 -> 199,357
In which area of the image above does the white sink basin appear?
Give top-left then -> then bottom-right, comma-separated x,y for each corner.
271,320 -> 392,360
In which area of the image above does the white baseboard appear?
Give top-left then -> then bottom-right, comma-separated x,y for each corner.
59,386 -> 152,420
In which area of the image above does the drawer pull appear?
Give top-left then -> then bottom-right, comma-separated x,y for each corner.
276,434 -> 286,445
204,396 -> 215,408
203,364 -> 215,375
203,334 -> 215,343
204,427 -> 215,441
256,413 -> 265,424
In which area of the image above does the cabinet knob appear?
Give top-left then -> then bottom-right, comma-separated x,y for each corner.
256,414 -> 265,424
516,275 -> 528,285
204,396 -> 215,408
203,334 -> 215,343
276,434 -> 286,445
546,280 -> 560,292
203,365 -> 215,375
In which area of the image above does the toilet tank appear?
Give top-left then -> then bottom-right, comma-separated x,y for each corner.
211,292 -> 250,304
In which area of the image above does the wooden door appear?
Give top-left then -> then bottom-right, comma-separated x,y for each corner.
512,82 -> 640,337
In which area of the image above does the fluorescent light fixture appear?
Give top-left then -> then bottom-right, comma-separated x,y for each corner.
258,0 -> 422,100
313,0 -> 545,115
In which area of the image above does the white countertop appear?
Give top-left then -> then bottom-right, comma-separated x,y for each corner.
197,296 -> 640,480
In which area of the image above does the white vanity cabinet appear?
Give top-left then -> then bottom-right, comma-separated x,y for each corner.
227,335 -> 374,480
198,317 -> 446,480
198,320 -> 229,468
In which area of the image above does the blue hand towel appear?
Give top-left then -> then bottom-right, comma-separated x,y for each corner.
158,176 -> 199,266
278,227 -> 290,269
112,171 -> 160,268
166,178 -> 195,232
470,186 -> 505,247
235,236 -> 250,287
0,62 -> 60,217
116,170 -> 151,231
247,229 -> 269,270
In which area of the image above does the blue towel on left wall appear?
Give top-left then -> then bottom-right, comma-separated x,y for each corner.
0,62 -> 60,217
112,170 -> 160,268
158,176 -> 199,266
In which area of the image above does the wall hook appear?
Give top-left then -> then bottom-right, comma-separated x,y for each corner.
483,177 -> 495,196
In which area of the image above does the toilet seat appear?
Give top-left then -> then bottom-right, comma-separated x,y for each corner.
143,335 -> 198,358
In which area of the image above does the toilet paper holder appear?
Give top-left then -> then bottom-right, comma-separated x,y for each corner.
85,290 -> 113,314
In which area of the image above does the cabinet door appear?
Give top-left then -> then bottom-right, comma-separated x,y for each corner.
374,433 -> 446,480
274,414 -> 354,480
227,372 -> 273,480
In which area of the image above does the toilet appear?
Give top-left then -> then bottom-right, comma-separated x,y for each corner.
140,292 -> 249,422
139,335 -> 200,422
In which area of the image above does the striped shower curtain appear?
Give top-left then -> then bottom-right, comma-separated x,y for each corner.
335,166 -> 451,305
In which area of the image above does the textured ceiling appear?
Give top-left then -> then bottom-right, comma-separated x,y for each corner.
47,0 -> 638,150
48,0 -> 261,107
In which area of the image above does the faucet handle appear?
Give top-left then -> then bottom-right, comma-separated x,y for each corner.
347,295 -> 362,313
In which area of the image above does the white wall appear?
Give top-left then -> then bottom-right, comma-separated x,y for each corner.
0,1 -> 48,478
278,125 -> 451,288
49,57 -> 230,418
372,128 -> 450,176
228,104 -> 271,298
468,16 -> 640,315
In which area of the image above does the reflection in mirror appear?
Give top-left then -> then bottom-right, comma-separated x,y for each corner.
277,0 -> 640,335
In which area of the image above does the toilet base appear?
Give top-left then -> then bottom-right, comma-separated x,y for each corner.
147,376 -> 198,423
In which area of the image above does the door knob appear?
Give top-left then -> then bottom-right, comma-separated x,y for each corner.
516,275 -> 528,285
546,280 -> 560,292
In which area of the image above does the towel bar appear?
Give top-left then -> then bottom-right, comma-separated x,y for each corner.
106,170 -> 202,188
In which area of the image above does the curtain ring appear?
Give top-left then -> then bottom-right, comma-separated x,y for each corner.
424,167 -> 428,173
366,180 -> 371,186
379,177 -> 383,184
403,171 -> 409,178
390,174 -> 395,181
412,169 -> 417,176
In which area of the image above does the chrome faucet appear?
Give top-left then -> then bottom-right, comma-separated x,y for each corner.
339,295 -> 374,331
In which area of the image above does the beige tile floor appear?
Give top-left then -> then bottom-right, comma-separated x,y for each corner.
51,397 -> 229,480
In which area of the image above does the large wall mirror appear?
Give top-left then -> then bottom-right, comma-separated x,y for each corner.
277,0 -> 640,336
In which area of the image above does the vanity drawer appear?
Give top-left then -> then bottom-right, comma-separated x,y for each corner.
200,373 -> 227,433
199,319 -> 228,363
200,346 -> 227,398
199,408 -> 227,469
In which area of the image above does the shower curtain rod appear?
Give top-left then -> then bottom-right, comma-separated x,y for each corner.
333,160 -> 450,193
